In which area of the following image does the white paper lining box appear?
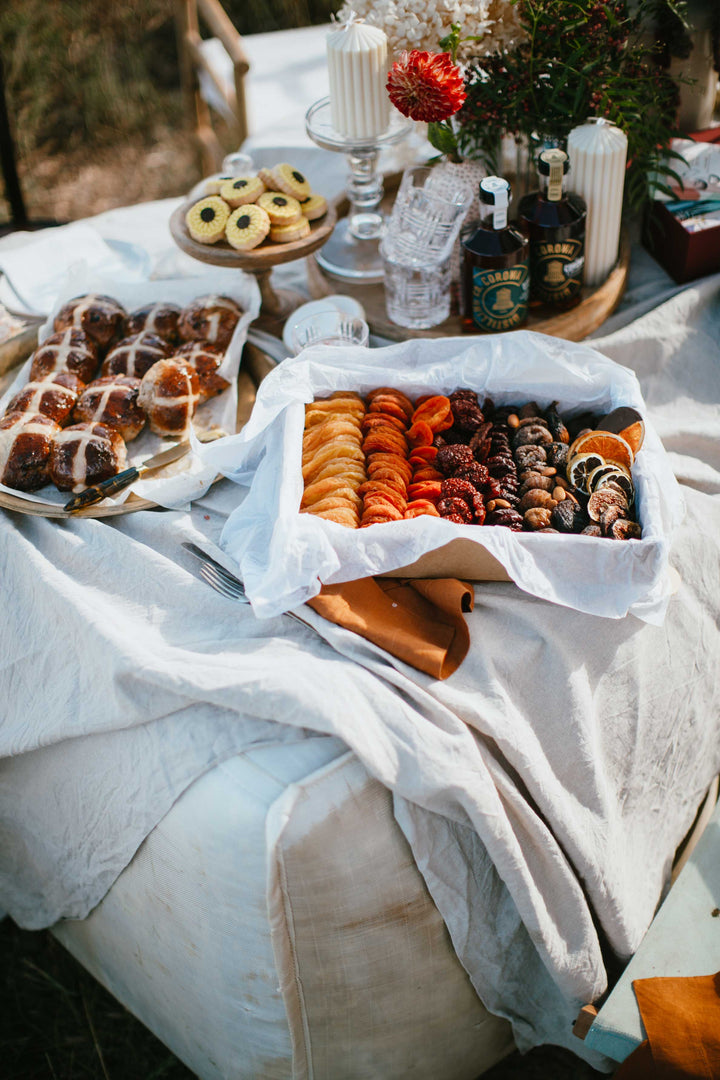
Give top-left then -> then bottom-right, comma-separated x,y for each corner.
204,333 -> 684,624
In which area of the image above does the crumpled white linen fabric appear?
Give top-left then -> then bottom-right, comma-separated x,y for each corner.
1,225 -> 719,1067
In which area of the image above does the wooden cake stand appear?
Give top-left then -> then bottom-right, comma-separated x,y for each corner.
169,201 -> 337,333
305,178 -> 630,343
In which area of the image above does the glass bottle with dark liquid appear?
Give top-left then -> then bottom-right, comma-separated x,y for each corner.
460,177 -> 529,333
518,148 -> 587,311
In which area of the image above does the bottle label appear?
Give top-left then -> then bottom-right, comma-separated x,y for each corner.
530,238 -> 584,303
471,265 -> 529,331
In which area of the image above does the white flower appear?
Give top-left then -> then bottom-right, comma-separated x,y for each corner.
336,0 -> 526,57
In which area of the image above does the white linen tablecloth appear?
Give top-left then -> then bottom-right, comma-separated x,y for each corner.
1,193 -> 719,1067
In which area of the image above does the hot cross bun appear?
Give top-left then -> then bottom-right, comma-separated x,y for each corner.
178,295 -> 242,349
126,303 -> 182,344
29,328 -> 99,385
0,411 -> 61,491
137,358 -> 200,437
53,294 -> 127,352
101,331 -> 172,379
5,375 -> 82,427
50,422 -> 128,492
173,341 -> 230,403
73,375 -> 146,442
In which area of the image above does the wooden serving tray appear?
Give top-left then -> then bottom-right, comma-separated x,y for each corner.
306,178 -> 630,343
0,367 -> 257,520
170,200 -> 337,330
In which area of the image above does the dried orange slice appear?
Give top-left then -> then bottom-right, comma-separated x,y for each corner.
595,470 -> 635,503
597,407 -> 645,456
588,461 -> 631,491
567,452 -> 605,493
569,430 -> 634,470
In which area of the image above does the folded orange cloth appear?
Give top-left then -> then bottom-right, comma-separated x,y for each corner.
615,972 -> 720,1079
306,578 -> 474,680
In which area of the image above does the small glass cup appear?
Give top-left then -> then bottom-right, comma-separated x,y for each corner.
381,247 -> 454,330
290,311 -> 370,354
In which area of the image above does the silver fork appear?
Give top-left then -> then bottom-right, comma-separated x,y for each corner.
183,542 -> 315,632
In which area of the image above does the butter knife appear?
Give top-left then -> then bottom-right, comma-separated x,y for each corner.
64,441 -> 191,512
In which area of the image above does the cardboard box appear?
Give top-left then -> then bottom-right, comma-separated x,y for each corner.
380,537 -> 511,580
642,199 -> 720,284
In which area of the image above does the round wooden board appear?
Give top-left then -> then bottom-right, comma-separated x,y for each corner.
305,178 -> 630,343
169,201 -> 337,269
0,368 -> 258,520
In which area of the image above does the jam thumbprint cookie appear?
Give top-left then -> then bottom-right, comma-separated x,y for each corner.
256,191 -> 302,225
219,176 -> 266,207
271,164 -> 312,201
186,196 -> 230,244
225,205 -> 271,251
257,167 -> 279,190
269,218 -> 311,243
301,194 -> 328,221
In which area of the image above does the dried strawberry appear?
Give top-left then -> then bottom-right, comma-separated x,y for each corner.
436,444 -> 474,475
437,496 -> 473,523
454,461 -> 489,489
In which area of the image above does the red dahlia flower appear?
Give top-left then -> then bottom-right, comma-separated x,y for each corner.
386,50 -> 467,124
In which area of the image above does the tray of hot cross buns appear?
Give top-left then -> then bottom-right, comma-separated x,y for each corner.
0,271 -> 261,517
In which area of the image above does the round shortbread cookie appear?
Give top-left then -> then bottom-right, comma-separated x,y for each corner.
300,194 -> 328,220
225,204 -> 271,250
271,163 -> 312,200
186,196 -> 230,244
219,175 -> 266,207
256,191 -> 302,224
257,167 -> 279,190
269,218 -> 311,243
204,173 -> 235,195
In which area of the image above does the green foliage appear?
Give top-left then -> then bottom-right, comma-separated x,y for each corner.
459,0 -> 684,212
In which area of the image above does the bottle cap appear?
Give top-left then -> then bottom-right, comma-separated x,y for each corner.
479,176 -> 511,206
538,148 -> 569,175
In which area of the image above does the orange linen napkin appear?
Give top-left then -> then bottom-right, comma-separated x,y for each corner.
615,972 -> 720,1079
306,578 -> 474,680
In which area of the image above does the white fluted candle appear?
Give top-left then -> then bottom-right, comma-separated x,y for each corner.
567,119 -> 628,286
326,17 -> 390,140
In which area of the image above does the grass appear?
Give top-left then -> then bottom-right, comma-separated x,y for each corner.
1,916 -> 609,1080
0,0 -> 337,226
0,917 -> 194,1080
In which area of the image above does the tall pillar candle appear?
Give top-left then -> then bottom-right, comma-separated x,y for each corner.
326,18 -> 390,140
567,119 -> 628,286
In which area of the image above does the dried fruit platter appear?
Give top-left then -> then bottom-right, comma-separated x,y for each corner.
301,388 -> 643,541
